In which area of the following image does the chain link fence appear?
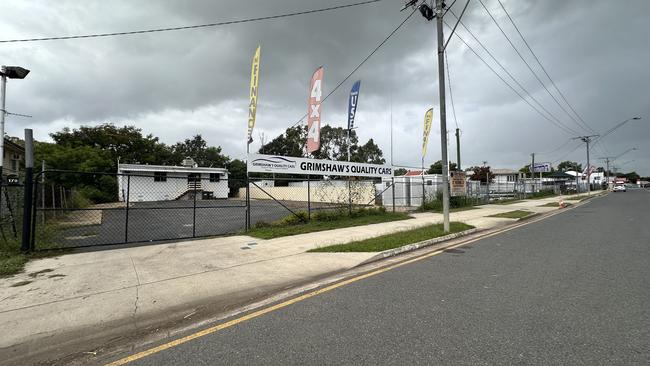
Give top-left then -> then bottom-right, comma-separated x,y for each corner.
20,170 -> 603,251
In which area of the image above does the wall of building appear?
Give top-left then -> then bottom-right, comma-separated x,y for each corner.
118,172 -> 228,202
238,184 -> 376,204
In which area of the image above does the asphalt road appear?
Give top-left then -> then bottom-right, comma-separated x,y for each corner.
118,190 -> 649,365
47,199 -> 311,248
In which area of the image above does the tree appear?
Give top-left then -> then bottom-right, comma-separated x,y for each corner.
617,171 -> 640,183
353,138 -> 385,164
468,166 -> 493,183
226,159 -> 247,196
427,160 -> 457,174
557,161 -> 582,172
394,168 -> 407,176
261,125 -> 385,164
50,123 -> 173,168
171,135 -> 229,167
261,126 -> 306,157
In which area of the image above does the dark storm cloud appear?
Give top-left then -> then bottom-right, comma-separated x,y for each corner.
1,0 -> 648,174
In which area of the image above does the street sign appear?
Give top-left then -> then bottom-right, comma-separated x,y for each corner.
247,154 -> 393,178
450,171 -> 467,197
531,162 -> 551,173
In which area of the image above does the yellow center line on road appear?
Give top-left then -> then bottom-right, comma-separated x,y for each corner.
106,206 -> 571,365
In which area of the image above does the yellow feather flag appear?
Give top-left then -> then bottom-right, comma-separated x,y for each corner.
247,45 -> 261,143
422,108 -> 433,157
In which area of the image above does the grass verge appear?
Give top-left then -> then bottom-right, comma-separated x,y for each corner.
308,222 -> 474,253
487,210 -> 533,219
246,208 -> 411,239
1,223 -> 68,278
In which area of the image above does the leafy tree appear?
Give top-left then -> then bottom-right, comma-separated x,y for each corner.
51,124 -> 173,168
261,125 -> 385,164
226,159 -> 247,196
468,166 -> 494,183
171,135 -> 229,167
427,160 -> 457,174
617,171 -> 640,183
394,168 -> 408,176
35,142 -> 117,202
261,126 -> 306,157
353,138 -> 385,164
557,161 -> 582,172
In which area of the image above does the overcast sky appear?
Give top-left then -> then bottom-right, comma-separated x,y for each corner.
1,0 -> 648,174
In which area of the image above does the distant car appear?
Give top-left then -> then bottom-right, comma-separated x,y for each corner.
613,185 -> 626,192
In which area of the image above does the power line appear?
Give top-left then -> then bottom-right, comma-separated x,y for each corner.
0,0 -> 383,44
442,20 -> 577,136
444,51 -> 459,129
496,0 -> 597,134
552,141 -> 584,164
477,0 -> 589,135
446,8 -> 579,135
290,6 -> 418,128
537,138 -> 572,156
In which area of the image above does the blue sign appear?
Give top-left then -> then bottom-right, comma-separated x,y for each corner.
347,80 -> 361,130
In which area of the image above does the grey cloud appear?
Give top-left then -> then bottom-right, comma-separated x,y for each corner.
1,0 -> 648,174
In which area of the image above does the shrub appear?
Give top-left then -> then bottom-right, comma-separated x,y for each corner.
253,221 -> 272,229
278,211 -> 309,225
313,211 -> 342,222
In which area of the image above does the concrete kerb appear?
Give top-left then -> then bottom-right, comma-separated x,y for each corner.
358,228 -> 482,266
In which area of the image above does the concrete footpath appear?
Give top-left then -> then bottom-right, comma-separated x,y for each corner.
0,194 -> 595,364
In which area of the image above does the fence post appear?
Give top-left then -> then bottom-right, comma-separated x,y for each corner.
348,177 -> 352,216
192,178 -> 197,238
421,174 -> 425,208
21,129 -> 34,252
307,175 -> 311,220
245,173 -> 250,230
391,177 -> 395,212
30,177 -> 39,251
124,175 -> 130,243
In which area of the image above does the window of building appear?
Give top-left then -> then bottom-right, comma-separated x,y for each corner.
154,172 -> 167,182
209,173 -> 220,182
507,175 -> 516,182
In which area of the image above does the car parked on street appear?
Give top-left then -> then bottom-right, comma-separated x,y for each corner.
613,185 -> 626,192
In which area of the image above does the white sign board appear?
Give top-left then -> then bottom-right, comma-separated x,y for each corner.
532,162 -> 552,173
247,154 -> 393,178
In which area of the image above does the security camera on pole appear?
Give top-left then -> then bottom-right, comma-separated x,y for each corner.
0,65 -> 30,182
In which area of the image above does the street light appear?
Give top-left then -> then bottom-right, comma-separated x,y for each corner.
0,65 -> 30,180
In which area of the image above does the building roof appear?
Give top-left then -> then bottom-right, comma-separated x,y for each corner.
547,171 -> 575,179
118,163 -> 227,175
492,168 -> 518,175
4,137 -> 24,152
404,170 -> 425,176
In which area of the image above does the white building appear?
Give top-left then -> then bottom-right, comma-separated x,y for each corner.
117,158 -> 229,202
380,171 -> 443,207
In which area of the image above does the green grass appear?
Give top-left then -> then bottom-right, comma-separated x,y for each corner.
488,210 -> 533,219
1,221 -> 69,278
308,222 -> 474,253
539,202 -> 560,207
494,198 -> 522,205
246,210 -> 412,239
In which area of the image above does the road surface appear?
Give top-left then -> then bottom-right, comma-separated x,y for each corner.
111,190 -> 650,365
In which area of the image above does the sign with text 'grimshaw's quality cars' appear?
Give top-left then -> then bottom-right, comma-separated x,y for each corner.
247,154 -> 393,178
